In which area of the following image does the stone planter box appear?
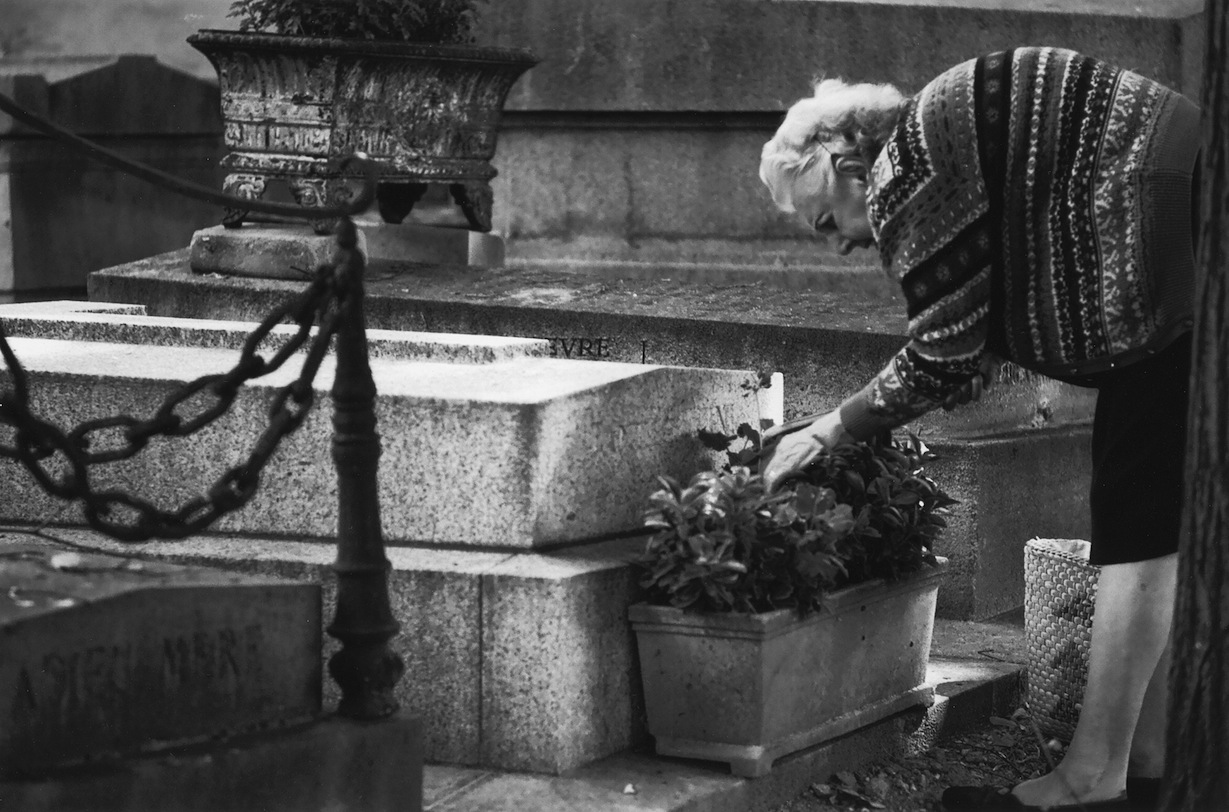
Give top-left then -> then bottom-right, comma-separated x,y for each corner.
188,30 -> 536,231
627,558 -> 948,777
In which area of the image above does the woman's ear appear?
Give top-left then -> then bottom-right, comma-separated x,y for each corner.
834,155 -> 868,183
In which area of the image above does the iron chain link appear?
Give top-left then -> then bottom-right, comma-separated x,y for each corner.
0,252 -> 357,542
0,84 -> 382,543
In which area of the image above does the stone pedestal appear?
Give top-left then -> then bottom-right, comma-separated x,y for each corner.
189,222 -> 506,280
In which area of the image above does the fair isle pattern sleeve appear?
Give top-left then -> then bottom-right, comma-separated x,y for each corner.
838,53 -> 1001,441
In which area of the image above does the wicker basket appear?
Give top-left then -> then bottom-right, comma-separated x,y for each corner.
1024,538 -> 1100,742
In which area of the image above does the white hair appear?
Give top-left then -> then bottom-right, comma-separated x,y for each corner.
760,78 -> 906,212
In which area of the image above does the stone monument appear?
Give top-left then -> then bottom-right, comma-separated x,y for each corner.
1,539 -> 319,775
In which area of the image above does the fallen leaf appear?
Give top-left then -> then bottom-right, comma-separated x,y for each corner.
866,773 -> 891,800
835,770 -> 859,788
834,786 -> 885,810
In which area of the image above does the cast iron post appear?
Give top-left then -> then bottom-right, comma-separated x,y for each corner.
325,217 -> 405,718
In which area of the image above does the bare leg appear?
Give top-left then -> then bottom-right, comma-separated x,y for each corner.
1012,553 -> 1177,807
1128,636 -> 1170,778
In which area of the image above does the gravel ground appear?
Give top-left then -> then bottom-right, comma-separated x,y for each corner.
771,708 -> 1060,812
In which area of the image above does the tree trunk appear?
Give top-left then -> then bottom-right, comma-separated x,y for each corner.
1163,0 -> 1229,808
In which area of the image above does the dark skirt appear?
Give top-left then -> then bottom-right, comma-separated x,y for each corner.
1087,332 -> 1192,565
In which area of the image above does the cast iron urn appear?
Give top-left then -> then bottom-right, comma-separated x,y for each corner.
189,30 -> 536,232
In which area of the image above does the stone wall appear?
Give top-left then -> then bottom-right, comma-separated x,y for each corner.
482,0 -> 1206,110
9,0 -> 1206,99
477,0 -> 1205,268
0,0 -> 230,77
0,55 -> 224,300
4,0 -> 1206,270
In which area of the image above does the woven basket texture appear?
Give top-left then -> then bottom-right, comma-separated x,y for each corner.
1024,538 -> 1100,742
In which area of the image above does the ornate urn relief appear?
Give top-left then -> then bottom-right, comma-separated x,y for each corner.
190,31 -> 534,233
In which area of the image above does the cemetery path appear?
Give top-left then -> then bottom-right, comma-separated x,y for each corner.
770,711 -> 1057,812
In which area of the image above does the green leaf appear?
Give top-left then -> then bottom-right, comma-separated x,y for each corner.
697,428 -> 735,452
638,431 -> 954,614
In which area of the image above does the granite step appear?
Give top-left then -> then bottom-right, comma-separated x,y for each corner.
0,301 -> 770,550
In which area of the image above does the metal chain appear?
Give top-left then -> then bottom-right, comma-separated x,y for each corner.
0,85 -> 382,543
0,247 -> 361,542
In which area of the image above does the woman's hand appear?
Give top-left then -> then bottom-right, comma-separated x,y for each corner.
761,410 -> 849,491
762,429 -> 825,492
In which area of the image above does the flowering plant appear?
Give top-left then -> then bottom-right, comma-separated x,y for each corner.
637,429 -> 953,615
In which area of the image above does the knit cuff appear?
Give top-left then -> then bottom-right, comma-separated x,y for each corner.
837,383 -> 900,442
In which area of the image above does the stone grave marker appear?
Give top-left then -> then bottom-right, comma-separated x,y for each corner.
0,539 -> 321,775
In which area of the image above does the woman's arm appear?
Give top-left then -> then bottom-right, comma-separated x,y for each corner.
762,410 -> 851,491
761,353 -> 998,490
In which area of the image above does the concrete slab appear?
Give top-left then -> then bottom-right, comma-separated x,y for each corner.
0,329 -> 764,549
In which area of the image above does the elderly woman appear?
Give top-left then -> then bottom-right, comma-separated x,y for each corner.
759,47 -> 1199,811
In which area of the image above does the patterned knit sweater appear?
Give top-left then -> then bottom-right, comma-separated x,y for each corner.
839,47 -> 1201,441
